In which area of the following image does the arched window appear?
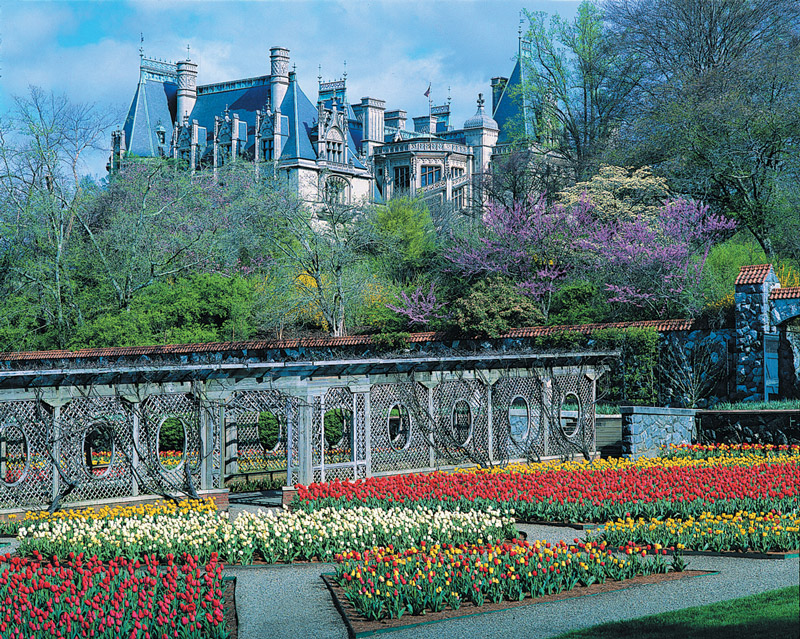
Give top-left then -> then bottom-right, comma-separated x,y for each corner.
324,176 -> 350,204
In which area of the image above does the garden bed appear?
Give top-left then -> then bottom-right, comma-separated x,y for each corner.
322,570 -> 715,638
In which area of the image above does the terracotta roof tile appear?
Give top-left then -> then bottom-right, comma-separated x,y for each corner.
735,264 -> 774,285
769,286 -> 800,300
0,319 -> 695,363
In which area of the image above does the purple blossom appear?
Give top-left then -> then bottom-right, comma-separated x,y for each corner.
387,283 -> 447,327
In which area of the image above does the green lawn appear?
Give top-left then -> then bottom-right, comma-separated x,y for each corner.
554,586 -> 799,639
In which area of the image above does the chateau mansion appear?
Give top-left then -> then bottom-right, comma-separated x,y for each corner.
110,38 -> 534,208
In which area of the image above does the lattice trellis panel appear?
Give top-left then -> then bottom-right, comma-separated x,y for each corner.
141,394 -> 201,492
0,400 -> 51,509
433,379 -> 489,467
225,390 -> 295,477
492,376 -> 546,462
547,374 -> 595,458
370,381 -> 431,474
57,396 -> 134,504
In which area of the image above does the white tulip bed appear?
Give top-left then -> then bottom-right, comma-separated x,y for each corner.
17,506 -> 515,564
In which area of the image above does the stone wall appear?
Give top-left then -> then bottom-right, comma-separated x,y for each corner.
621,406 -> 696,458
697,410 -> 800,446
659,328 -> 734,408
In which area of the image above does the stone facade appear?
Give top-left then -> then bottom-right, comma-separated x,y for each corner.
621,406 -> 696,458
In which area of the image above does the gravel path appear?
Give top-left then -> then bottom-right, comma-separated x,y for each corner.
228,523 -> 799,639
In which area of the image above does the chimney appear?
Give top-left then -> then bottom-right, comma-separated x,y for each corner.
384,109 -> 407,131
360,97 -> 386,155
270,47 -> 290,110
176,59 -> 199,122
413,115 -> 436,134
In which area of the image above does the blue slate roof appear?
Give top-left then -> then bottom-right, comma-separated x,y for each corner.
492,58 -> 536,144
123,78 -> 177,156
280,77 -> 319,161
190,80 -> 271,151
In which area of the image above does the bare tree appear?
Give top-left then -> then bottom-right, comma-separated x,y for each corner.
0,87 -> 116,348
251,178 -> 379,337
658,334 -> 726,408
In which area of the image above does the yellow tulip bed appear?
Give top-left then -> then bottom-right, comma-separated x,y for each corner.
593,510 -> 800,554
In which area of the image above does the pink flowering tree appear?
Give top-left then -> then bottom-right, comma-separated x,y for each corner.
387,282 -> 448,328
577,198 -> 736,316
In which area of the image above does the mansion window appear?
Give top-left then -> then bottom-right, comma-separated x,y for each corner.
262,138 -> 274,161
394,166 -> 410,189
420,165 -> 441,187
453,187 -> 465,210
452,167 -> 464,178
326,141 -> 343,163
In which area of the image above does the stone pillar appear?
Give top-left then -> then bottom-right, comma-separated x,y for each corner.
734,264 -> 779,401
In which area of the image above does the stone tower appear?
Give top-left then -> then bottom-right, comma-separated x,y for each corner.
359,97 -> 386,156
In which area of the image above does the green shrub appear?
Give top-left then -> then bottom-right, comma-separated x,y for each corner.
159,417 -> 186,452
451,277 -> 545,338
372,331 -> 411,351
257,411 -> 281,451
324,409 -> 351,448
592,327 -> 659,406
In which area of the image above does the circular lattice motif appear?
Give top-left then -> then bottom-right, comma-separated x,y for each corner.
451,400 -> 473,446
508,396 -> 530,443
388,404 -> 411,451
559,393 -> 581,439
83,422 -> 116,479
158,416 -> 188,471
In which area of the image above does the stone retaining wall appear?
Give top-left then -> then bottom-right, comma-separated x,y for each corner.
621,406 -> 696,458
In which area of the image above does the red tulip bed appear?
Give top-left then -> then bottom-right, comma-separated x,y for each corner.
332,538 -> 678,621
0,551 -> 229,639
293,460 -> 800,523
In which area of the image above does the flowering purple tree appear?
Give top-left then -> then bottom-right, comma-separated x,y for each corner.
389,194 -> 735,328
387,282 -> 447,328
578,198 -> 736,316
444,195 -> 588,320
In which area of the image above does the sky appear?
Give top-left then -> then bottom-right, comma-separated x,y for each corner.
0,0 -> 580,178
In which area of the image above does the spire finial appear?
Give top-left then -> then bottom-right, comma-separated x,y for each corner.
477,93 -> 485,109
318,64 -> 322,84
186,43 -> 191,60
139,33 -> 144,58
519,13 -> 524,37
447,85 -> 452,105
343,59 -> 347,79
